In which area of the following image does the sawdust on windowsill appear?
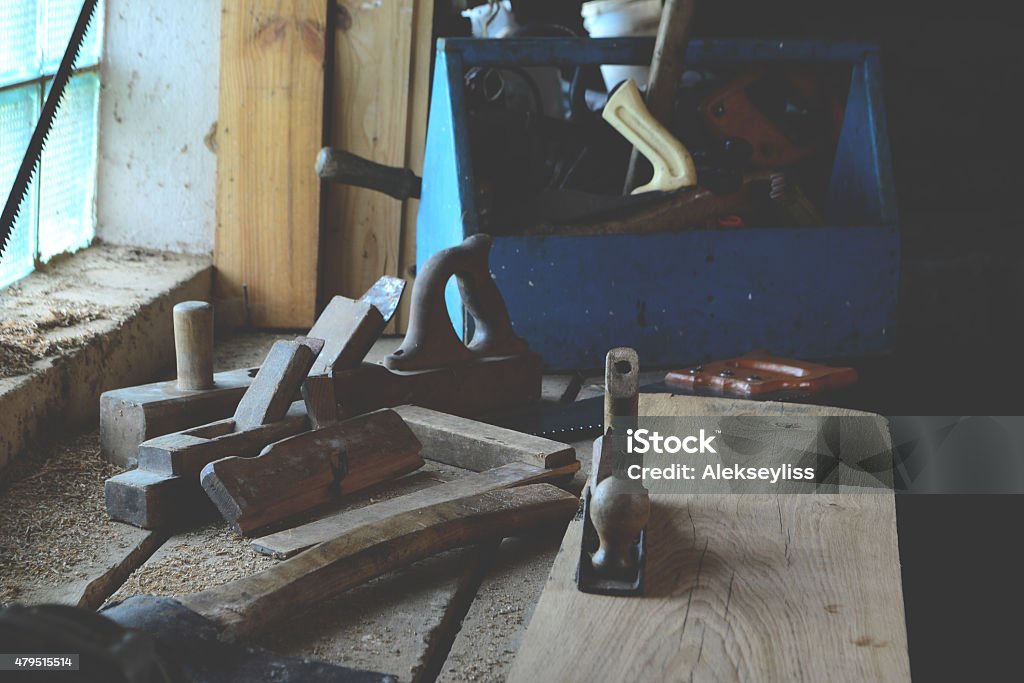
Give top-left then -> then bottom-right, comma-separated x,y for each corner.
0,303 -> 114,378
0,431 -> 122,606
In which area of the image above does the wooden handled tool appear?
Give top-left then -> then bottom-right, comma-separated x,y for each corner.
100,276 -> 405,467
316,147 -> 422,201
577,348 -> 650,595
386,233 -> 530,371
603,79 -> 697,195
623,0 -> 697,193
201,408 -> 425,535
172,301 -> 214,391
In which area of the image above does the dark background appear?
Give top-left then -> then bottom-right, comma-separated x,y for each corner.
443,1 -> 1024,679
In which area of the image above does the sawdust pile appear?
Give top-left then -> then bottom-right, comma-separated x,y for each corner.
0,303 -> 112,378
0,431 -> 121,605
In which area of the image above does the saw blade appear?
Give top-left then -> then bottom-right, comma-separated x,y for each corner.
0,0 -> 100,264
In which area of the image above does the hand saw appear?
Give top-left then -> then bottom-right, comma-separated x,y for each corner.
0,0 -> 100,265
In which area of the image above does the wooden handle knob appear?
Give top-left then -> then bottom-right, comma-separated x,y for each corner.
173,301 -> 214,390
590,475 -> 651,577
604,347 -> 639,434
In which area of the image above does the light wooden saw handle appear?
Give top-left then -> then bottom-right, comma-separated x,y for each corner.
603,79 -> 698,195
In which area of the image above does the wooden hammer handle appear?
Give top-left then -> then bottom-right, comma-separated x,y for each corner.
315,147 -> 422,201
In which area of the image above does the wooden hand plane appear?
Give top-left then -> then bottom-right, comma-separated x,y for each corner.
331,233 -> 543,419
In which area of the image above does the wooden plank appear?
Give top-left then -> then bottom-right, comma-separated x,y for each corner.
321,0 -> 415,319
395,0 -> 435,333
201,409 -> 425,534
507,395 -> 910,683
253,461 -> 580,558
214,0 -> 327,328
393,405 -> 577,471
183,484 -> 579,638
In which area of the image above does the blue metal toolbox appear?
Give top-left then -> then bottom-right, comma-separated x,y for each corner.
417,37 -> 898,370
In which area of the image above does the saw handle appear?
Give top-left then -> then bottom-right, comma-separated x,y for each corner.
386,234 -> 529,372
315,148 -> 422,201
603,80 -> 698,195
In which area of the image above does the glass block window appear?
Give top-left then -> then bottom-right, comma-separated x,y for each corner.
0,0 -> 103,288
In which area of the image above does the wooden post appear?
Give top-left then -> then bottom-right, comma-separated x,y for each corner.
214,0 -> 327,328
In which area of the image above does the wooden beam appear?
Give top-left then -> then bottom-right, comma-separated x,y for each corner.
507,395 -> 910,683
214,0 -> 328,328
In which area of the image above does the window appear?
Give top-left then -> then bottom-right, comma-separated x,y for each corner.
0,0 -> 103,288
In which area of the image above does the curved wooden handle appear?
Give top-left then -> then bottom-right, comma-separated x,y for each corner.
385,234 -> 529,371
603,80 -> 697,195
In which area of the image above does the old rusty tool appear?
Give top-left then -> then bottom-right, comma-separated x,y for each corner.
100,300 -> 252,468
330,234 -> 543,418
2,484 -> 576,682
100,276 -> 404,466
665,351 -> 858,397
201,409 -> 425,535
577,349 -> 650,596
105,338 -> 323,529
623,0 -> 697,193
606,79 -> 697,195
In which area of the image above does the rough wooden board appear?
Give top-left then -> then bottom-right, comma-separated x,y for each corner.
438,533 -> 566,683
507,395 -> 910,683
321,0 -> 415,312
214,0 -> 326,328
394,0 -> 435,335
261,546 -> 487,683
0,430 -> 164,609
393,405 -> 577,471
8,523 -> 163,611
253,461 -> 580,559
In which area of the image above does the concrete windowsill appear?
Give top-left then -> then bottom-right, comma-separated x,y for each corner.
0,244 -> 212,474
